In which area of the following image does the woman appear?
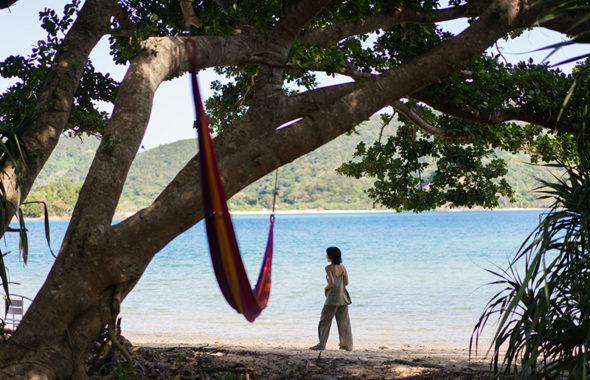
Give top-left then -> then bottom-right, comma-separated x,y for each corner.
310,246 -> 353,351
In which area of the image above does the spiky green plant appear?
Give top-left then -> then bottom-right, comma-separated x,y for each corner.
472,140 -> 590,379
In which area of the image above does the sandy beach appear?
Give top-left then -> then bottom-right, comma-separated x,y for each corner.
122,329 -> 495,379
111,340 -> 492,379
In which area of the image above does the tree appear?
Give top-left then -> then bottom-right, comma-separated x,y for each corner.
0,0 -> 588,377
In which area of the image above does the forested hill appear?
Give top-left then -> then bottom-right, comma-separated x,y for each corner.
25,118 -> 553,217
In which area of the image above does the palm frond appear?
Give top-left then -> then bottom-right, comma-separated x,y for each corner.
472,141 -> 590,378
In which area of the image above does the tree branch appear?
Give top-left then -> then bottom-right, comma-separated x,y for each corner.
208,80 -> 359,146
540,12 -> 590,36
413,88 -> 579,134
271,0 -> 332,53
110,3 -> 136,37
282,81 -> 358,119
392,101 -> 467,139
0,0 -> 17,9
343,68 -> 372,80
297,2 -> 485,48
250,0 -> 332,121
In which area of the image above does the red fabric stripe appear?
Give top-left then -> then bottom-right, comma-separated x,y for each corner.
187,39 -> 274,322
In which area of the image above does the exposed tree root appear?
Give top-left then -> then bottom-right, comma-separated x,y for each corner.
86,319 -> 140,377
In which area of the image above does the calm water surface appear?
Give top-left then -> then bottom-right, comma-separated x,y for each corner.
2,211 -> 543,349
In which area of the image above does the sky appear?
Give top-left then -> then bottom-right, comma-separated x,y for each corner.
0,1 -> 587,150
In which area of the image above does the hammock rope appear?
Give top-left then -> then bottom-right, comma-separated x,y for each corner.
186,39 -> 276,322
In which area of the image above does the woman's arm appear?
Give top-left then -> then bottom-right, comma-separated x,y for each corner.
343,266 -> 349,286
325,267 -> 335,290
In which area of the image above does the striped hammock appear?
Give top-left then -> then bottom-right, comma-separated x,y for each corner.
187,39 -> 274,322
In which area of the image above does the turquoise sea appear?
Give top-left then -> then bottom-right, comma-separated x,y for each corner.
2,210 -> 543,349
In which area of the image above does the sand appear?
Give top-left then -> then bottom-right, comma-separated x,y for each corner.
108,341 -> 493,379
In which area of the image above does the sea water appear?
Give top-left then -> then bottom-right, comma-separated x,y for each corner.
1,210 -> 543,349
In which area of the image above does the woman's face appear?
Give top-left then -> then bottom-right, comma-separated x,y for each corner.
326,254 -> 331,263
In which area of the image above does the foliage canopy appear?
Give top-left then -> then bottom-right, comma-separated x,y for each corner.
1,1 -> 587,214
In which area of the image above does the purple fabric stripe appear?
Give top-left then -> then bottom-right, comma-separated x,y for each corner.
188,43 -> 274,322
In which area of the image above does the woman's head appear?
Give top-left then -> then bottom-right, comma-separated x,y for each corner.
326,246 -> 342,264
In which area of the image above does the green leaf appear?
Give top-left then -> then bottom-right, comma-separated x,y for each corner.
17,208 -> 28,264
21,201 -> 56,258
0,248 -> 10,307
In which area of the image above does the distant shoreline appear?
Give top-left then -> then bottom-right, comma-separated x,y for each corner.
230,207 -> 547,215
20,207 -> 548,222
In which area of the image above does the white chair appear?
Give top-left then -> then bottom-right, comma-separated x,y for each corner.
3,294 -> 32,330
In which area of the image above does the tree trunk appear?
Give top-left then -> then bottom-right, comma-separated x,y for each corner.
0,234 -> 171,379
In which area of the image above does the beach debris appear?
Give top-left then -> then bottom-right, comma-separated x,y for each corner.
82,342 -> 491,379
311,375 -> 338,380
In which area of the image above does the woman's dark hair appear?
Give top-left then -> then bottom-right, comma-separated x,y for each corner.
326,246 -> 342,264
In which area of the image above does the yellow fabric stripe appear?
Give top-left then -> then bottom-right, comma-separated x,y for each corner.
213,213 -> 243,311
202,136 -> 243,311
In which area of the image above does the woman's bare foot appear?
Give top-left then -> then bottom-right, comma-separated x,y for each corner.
309,344 -> 323,350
